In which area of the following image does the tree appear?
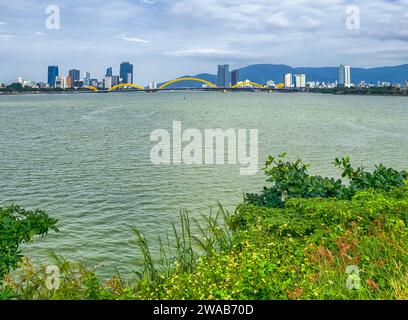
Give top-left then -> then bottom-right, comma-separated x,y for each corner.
0,205 -> 58,282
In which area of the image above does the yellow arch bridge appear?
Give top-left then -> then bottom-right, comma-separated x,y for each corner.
85,78 -> 268,92
232,81 -> 265,89
159,77 -> 217,89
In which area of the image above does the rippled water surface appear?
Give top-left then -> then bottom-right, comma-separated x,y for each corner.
0,92 -> 407,277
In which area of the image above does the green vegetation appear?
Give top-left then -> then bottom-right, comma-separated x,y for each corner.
0,83 -> 68,93
0,206 -> 58,286
245,153 -> 407,207
1,156 -> 407,300
318,86 -> 408,96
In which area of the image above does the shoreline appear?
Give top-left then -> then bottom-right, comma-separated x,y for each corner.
1,88 -> 408,97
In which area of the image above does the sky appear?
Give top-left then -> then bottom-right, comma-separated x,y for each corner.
0,0 -> 408,85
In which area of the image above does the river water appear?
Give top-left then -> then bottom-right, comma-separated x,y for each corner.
0,92 -> 407,278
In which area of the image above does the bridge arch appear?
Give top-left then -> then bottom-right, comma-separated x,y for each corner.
108,83 -> 145,91
232,81 -> 265,89
159,77 -> 217,90
86,86 -> 99,91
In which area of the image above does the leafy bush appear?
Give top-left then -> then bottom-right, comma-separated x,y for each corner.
0,205 -> 58,282
135,187 -> 408,300
245,154 -> 407,207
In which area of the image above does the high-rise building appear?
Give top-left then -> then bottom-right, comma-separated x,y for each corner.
112,76 -> 120,86
338,65 -> 351,88
69,69 -> 80,87
55,76 -> 63,89
83,72 -> 91,86
284,73 -> 294,88
104,76 -> 113,89
231,69 -> 239,86
106,67 -> 113,77
48,66 -> 59,88
295,74 -> 306,88
120,62 -> 133,84
217,64 -> 230,87
149,82 -> 158,89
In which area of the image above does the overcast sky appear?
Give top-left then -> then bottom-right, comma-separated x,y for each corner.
0,0 -> 408,84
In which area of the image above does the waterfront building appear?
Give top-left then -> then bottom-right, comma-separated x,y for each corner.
112,76 -> 120,86
150,82 -> 158,89
266,80 -> 275,88
120,62 -> 133,84
83,72 -> 91,86
231,69 -> 239,86
48,65 -> 59,88
106,67 -> 113,77
69,69 -> 81,87
217,64 -> 230,87
338,65 -> 351,88
284,73 -> 293,88
37,82 -> 47,89
104,76 -> 113,89
295,74 -> 306,88
55,76 -> 63,88
61,76 -> 73,89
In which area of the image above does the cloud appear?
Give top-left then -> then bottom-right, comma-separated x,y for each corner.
266,12 -> 290,28
165,48 -> 239,57
0,34 -> 13,40
140,0 -> 155,4
115,33 -> 150,44
0,21 -> 6,25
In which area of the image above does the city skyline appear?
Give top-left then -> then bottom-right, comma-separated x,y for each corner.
1,0 -> 408,84
5,61 -> 408,90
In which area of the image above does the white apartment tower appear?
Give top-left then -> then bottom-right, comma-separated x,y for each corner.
339,65 -> 351,88
285,73 -> 294,88
295,74 -> 306,88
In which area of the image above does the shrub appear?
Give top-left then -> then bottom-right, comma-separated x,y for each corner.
245,154 -> 407,207
0,205 -> 58,282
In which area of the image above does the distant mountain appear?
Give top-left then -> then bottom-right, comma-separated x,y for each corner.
159,64 -> 408,88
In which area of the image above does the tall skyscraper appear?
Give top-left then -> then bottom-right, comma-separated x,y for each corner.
106,67 -> 113,77
69,69 -> 80,87
48,65 -> 59,87
120,62 -> 133,84
285,73 -> 294,88
339,65 -> 351,88
295,74 -> 306,88
231,69 -> 239,86
83,72 -> 91,86
217,64 -> 230,87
